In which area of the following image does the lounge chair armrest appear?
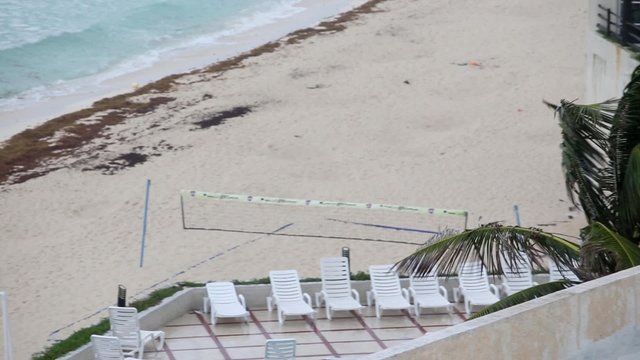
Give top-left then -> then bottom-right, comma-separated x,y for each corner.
303,293 -> 313,307
366,290 -> 375,306
315,291 -> 327,307
203,296 -> 209,313
453,287 -> 461,302
401,288 -> 410,302
408,287 -> 416,302
438,286 -> 448,300
502,283 -> 511,293
267,295 -> 275,312
489,284 -> 499,296
351,289 -> 360,303
238,294 -> 246,309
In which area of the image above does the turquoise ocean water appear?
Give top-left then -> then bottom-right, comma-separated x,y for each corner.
0,0 -> 362,139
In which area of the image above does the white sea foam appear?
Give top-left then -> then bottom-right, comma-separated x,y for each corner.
0,0 -> 368,141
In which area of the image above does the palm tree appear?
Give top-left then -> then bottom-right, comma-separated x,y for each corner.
395,65 -> 640,318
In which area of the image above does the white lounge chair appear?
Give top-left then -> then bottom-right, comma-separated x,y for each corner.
91,335 -> 142,360
367,264 -> 412,318
267,269 -> 315,324
548,259 -> 581,282
453,261 -> 500,315
107,306 -> 165,358
315,257 -> 363,320
202,281 -> 249,325
264,338 -> 296,360
500,252 -> 538,297
408,270 -> 452,318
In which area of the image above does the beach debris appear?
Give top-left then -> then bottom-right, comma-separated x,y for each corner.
202,93 -> 213,100
404,80 -> 410,85
192,106 -> 253,130
87,152 -> 149,175
452,60 -> 483,68
306,84 -> 325,89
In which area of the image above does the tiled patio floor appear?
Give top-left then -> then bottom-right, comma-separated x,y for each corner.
144,305 -> 469,359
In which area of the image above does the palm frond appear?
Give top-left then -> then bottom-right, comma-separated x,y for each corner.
617,144 -> 640,240
581,221 -> 640,273
394,223 -> 580,278
554,99 -> 617,225
609,67 -> 640,238
468,281 -> 575,320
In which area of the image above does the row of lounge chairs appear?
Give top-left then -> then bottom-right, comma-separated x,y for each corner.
203,255 -> 581,325
91,256 -> 580,359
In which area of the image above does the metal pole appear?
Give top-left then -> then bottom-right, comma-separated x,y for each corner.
514,205 -> 522,226
342,247 -> 351,274
117,285 -> 127,307
140,179 -> 151,268
1,292 -> 13,360
180,192 -> 186,229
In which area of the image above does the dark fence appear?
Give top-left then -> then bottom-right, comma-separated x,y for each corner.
597,2 -> 640,52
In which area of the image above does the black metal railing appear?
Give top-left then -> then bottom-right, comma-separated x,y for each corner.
597,3 -> 640,52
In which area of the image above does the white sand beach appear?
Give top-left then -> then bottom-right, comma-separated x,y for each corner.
0,0 -> 588,358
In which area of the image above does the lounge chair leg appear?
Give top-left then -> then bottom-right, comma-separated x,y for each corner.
267,297 -> 273,312
156,332 -> 165,350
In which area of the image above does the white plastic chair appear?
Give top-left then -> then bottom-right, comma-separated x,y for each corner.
264,338 -> 296,360
548,259 -> 581,282
453,261 -> 500,315
202,282 -> 249,325
500,252 -> 538,296
267,269 -> 315,324
367,264 -> 412,318
108,306 -> 165,358
315,257 -> 363,320
91,334 -> 142,360
408,270 -> 452,318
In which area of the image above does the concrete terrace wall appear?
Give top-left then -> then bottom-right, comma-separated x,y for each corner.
586,0 -> 640,102
361,266 -> 640,360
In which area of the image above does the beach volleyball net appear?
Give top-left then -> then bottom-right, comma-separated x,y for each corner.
180,190 -> 468,245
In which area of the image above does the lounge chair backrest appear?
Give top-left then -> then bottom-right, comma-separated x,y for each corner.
369,264 -> 402,296
264,338 -> 296,360
269,270 -> 304,301
108,306 -> 141,353
321,257 -> 352,299
91,335 -> 125,360
458,261 -> 490,293
549,259 -> 580,282
409,271 -> 440,295
501,252 -> 533,287
207,282 -> 239,305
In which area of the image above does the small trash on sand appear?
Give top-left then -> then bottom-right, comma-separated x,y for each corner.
452,60 -> 483,68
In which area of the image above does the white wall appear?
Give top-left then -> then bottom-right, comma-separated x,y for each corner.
360,266 -> 640,360
586,0 -> 640,102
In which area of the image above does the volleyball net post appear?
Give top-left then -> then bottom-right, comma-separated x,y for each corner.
1,292 -> 13,360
